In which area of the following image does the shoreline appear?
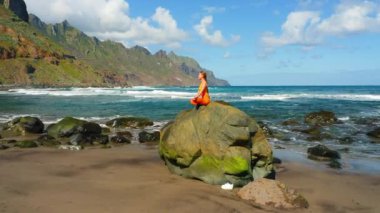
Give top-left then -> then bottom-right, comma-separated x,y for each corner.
0,145 -> 379,212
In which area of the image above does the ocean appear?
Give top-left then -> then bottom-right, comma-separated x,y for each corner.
1,86 -> 379,172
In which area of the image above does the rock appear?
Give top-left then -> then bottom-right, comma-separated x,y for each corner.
306,133 -> 333,142
367,127 -> 380,139
159,102 -> 274,186
101,127 -> 111,134
37,134 -> 61,147
0,144 -> 9,150
1,116 -> 44,137
328,160 -> 342,169
106,117 -> 153,128
117,131 -> 133,139
257,121 -> 273,137
338,137 -> 354,144
305,111 -> 338,126
281,119 -> 300,126
238,178 -> 309,209
272,157 -> 282,164
293,126 -> 321,135
307,144 -> 340,161
15,140 -> 38,148
47,117 -> 101,145
1,0 -> 29,22
138,131 -> 160,143
93,135 -> 109,145
110,135 -> 130,144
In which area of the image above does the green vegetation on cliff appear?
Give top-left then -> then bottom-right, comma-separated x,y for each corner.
0,1 -> 229,87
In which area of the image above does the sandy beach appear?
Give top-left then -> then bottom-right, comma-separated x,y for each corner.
0,144 -> 378,213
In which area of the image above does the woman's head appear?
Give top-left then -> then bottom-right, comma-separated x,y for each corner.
198,71 -> 207,81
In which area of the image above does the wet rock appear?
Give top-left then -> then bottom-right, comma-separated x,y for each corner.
238,178 -> 309,209
1,116 -> 44,137
110,135 -> 130,144
15,140 -> 38,148
328,160 -> 342,169
306,133 -> 333,142
273,157 -> 282,164
304,111 -> 338,126
307,144 -> 340,161
367,127 -> 380,139
106,117 -> 153,128
338,137 -> 354,144
281,119 -> 300,126
138,131 -> 160,143
353,117 -> 380,126
93,135 -> 109,145
293,126 -> 321,135
117,131 -> 133,139
47,117 -> 102,145
257,121 -> 273,137
37,134 -> 61,147
101,127 -> 111,134
0,144 -> 9,150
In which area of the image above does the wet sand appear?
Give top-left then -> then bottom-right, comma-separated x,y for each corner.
0,144 -> 379,213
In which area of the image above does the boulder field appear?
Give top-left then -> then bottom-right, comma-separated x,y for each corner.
159,101 -> 275,186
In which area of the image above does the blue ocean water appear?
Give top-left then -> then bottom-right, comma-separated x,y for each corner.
0,86 -> 379,171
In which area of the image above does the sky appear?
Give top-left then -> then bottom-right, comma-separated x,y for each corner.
24,0 -> 380,86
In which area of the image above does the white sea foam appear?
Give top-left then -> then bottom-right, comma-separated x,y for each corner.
3,88 -> 380,101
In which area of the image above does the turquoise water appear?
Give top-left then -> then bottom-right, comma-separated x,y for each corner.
0,86 -> 379,171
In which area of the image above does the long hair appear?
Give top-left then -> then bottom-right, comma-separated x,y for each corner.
200,71 -> 207,81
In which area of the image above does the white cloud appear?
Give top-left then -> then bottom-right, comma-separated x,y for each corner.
261,1 -> 380,52
194,15 -> 240,47
24,0 -> 187,48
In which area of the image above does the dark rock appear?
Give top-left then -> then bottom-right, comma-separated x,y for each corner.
1,116 -> 44,137
306,133 -> 333,142
257,121 -> 273,137
353,117 -> 380,125
101,127 -> 111,134
328,160 -> 342,169
15,140 -> 38,148
273,157 -> 282,164
281,119 -> 300,126
159,102 -> 274,186
138,131 -> 160,143
0,144 -> 9,150
47,117 -> 101,144
293,126 -> 321,135
117,131 -> 133,139
338,137 -> 354,144
37,134 -> 61,147
106,117 -> 153,129
367,127 -> 380,139
307,144 -> 340,161
1,0 -> 29,22
110,135 -> 130,144
93,135 -> 109,145
304,111 -> 338,126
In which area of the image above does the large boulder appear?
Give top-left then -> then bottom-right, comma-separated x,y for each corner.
47,117 -> 102,145
1,116 -> 44,137
1,0 -> 29,22
159,102 -> 274,186
238,178 -> 308,209
304,111 -> 338,126
106,117 -> 153,129
139,131 -> 160,143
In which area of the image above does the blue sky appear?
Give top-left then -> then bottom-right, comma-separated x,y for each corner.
25,0 -> 380,85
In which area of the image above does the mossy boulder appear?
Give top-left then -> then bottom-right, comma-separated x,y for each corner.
159,102 -> 274,186
106,117 -> 153,129
46,117 -> 102,145
304,111 -> 338,126
1,116 -> 44,137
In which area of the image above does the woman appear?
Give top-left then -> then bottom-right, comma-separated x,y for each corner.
190,71 -> 211,108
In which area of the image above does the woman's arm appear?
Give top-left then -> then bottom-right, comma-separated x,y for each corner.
196,82 -> 207,98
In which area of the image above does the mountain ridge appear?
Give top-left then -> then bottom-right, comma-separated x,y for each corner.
0,0 -> 229,87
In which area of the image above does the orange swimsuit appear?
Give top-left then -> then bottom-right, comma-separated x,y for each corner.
191,82 -> 210,106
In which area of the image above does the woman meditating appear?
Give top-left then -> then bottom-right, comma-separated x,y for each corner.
190,71 -> 210,109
